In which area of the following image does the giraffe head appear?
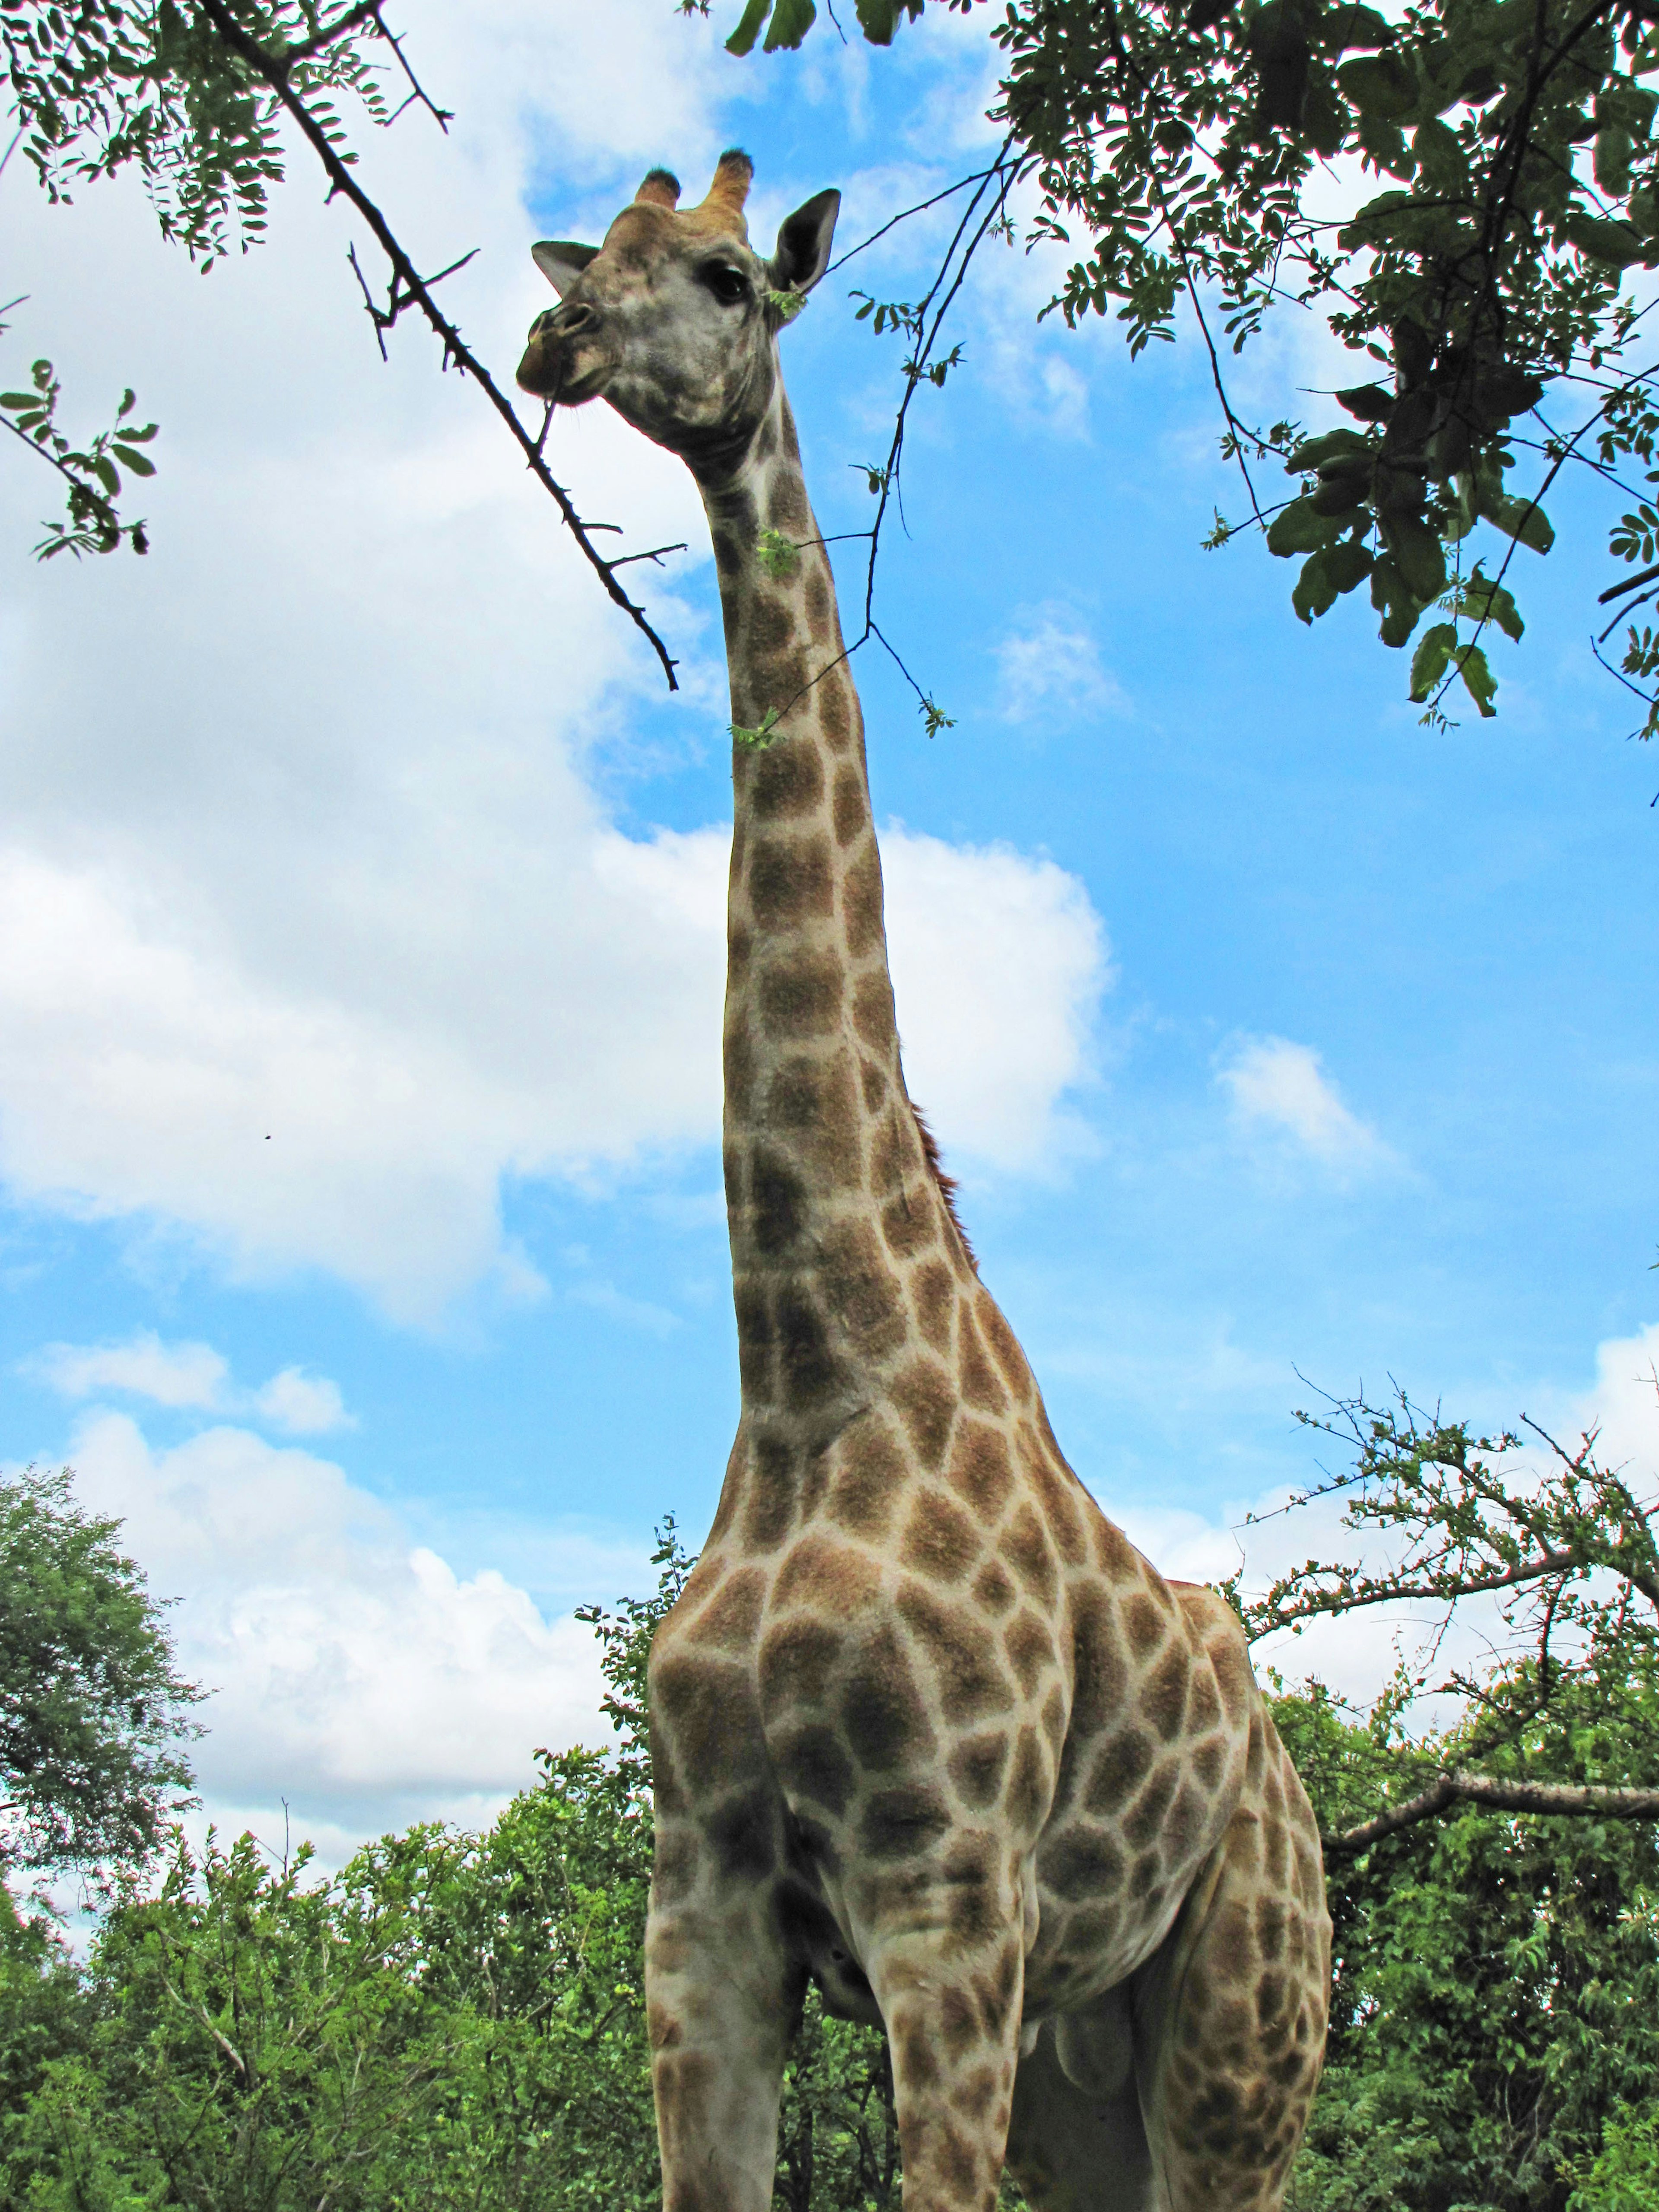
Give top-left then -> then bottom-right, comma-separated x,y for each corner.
516,151 -> 839,478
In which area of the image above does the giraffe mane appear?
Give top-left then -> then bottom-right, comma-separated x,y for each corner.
909,1101 -> 977,1275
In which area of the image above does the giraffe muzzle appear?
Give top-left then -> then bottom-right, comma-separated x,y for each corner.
515,300 -> 608,403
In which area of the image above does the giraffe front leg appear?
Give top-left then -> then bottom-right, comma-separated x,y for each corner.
862,1881 -> 1027,2212
646,1837 -> 802,2212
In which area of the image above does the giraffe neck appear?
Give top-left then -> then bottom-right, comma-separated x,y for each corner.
701,383 -> 963,1441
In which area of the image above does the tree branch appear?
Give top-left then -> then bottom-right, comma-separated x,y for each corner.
194,0 -> 679,690
1322,1770 -> 1659,1857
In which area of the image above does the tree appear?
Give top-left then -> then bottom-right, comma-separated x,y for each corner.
0,1463 -> 200,1894
709,0 -> 1659,738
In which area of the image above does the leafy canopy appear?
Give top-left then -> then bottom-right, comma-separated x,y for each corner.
711,0 -> 1659,734
0,1464 -> 200,1889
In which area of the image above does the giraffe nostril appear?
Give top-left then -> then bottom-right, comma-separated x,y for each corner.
554,302 -> 599,337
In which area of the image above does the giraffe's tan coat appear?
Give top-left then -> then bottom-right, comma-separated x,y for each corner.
518,152 -> 1331,2212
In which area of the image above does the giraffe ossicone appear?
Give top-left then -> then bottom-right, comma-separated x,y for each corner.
518,152 -> 1332,2212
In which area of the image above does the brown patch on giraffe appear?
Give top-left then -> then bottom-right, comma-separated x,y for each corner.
893,2014 -> 943,2092
1093,1516 -> 1143,1584
758,1616 -> 842,1714
1004,1724 -> 1050,1833
1041,1824 -> 1126,1902
687,1567 -> 766,1651
1068,1583 -> 1129,1735
1210,1630 -> 1255,1728
775,1723 -> 857,1816
973,1558 -> 1017,1616
851,970 -> 896,1051
749,736 -> 824,821
708,1786 -> 778,1881
910,1256 -> 957,1354
880,1189 -> 938,1264
842,841 -> 884,957
652,1825 -> 700,1904
825,1415 -> 906,1538
859,1058 -> 887,1113
757,953 -> 843,1040
1124,1758 -> 1181,1849
938,1984 -> 982,2061
839,1623 -> 938,1772
999,1505 -> 1058,1609
957,1312 -> 1005,1409
817,671 -> 855,755
1124,1590 -> 1166,1659
977,1295 -> 1030,1396
947,1421 -> 1014,1520
655,1654 -> 767,1783
1192,1733 -> 1229,1792
817,1220 -> 906,1356
861,1781 -> 951,1859
773,1282 -> 839,1413
1041,1681 -> 1067,1750
889,1354 -> 955,1467
1164,1779 -> 1210,1865
899,1487 -> 981,1583
746,591 -> 796,660
831,761 -> 864,844
1004,1609 -> 1057,1697
1027,1454 -> 1086,1563
774,1532 -> 881,1616
1141,1640 -> 1192,1742
723,1023 -> 755,1118
897,1580 -> 1017,1723
745,1144 -> 807,1255
1084,1727 -> 1154,1817
1186,1660 -> 1223,1734
747,831 -> 833,929
804,566 -> 832,641
949,1730 -> 1011,1807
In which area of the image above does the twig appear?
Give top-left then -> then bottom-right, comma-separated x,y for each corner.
194,0 -> 680,690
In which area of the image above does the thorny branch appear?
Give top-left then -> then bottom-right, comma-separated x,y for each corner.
193,0 -> 684,689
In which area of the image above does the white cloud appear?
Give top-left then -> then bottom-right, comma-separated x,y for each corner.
1216,1035 -> 1393,1172
52,1411 -> 619,1841
30,1331 -> 227,1410
251,1368 -> 354,1436
26,1331 -> 353,1435
0,19 -> 1110,1323
994,607 -> 1130,724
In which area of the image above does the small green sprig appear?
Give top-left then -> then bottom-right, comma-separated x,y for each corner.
755,528 -> 799,578
731,707 -> 784,750
0,359 -> 159,560
768,288 -> 807,324
919,695 -> 956,739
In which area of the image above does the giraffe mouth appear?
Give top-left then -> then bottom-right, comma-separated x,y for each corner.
515,325 -> 610,407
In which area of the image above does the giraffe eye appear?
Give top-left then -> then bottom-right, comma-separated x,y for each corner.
702,264 -> 748,306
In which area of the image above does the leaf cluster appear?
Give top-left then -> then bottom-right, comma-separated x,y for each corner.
0,353 -> 157,558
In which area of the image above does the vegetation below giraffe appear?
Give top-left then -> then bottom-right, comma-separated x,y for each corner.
2,1478 -> 1656,2212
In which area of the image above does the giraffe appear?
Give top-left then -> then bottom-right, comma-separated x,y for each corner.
517,153 -> 1332,2212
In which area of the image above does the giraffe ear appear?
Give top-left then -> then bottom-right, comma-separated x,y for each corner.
766,190 -> 840,300
532,241 -> 600,296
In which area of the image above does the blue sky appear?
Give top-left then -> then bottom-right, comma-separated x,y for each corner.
1,0 -> 1655,1857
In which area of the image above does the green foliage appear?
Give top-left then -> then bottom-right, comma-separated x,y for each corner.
717,0 -> 1659,733
756,527 -> 801,577
732,706 -> 785,748
0,1464 -> 200,1888
0,350 -> 159,560
3,1 -> 388,267
1279,1657 -> 1659,2212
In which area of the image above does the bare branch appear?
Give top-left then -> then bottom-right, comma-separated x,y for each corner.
194,0 -> 679,690
1322,1770 -> 1659,1857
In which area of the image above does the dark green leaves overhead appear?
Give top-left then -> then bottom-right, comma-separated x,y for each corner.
716,0 -> 1659,735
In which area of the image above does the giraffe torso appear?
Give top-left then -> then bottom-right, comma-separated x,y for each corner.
648,1256 -> 1298,2032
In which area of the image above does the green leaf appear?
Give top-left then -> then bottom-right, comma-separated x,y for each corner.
755,528 -> 798,577
1383,510 -> 1447,601
1337,53 -> 1417,120
1456,564 -> 1522,641
1267,496 -> 1349,556
855,0 -> 922,42
1410,620 -> 1458,700
725,0 -> 773,54
93,454 -> 120,496
0,392 -> 41,410
1455,639 -> 1497,715
732,707 -> 785,750
768,288 -> 808,323
111,445 -> 156,476
1478,490 -> 1554,554
1293,540 -> 1372,623
1294,426 -> 1372,471
1564,210 -> 1646,267
763,0 -> 815,49
1372,553 -> 1423,647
